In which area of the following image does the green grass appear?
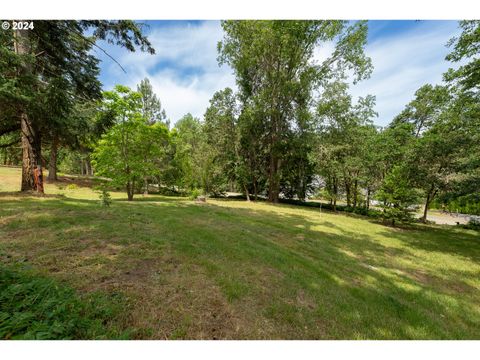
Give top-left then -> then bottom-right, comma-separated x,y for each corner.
0,262 -> 129,339
1,166 -> 479,339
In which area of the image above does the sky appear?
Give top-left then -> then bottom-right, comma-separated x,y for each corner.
94,20 -> 462,127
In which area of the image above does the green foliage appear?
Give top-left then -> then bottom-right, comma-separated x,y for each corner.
377,166 -> 420,225
433,193 -> 480,215
137,77 -> 168,127
0,264 -> 126,339
189,188 -> 202,200
218,20 -> 372,202
99,188 -> 112,207
172,114 -> 206,192
463,218 -> 480,231
92,85 -> 170,201
202,88 -> 239,195
65,183 -> 78,190
2,20 -> 479,230
0,20 -> 155,170
444,20 -> 480,91
315,80 -> 378,208
392,84 -> 450,137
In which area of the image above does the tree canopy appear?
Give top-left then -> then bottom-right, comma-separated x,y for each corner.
1,20 -> 478,225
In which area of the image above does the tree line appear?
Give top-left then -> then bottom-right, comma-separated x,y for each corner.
1,20 -> 479,225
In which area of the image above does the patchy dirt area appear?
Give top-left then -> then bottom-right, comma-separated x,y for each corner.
418,211 -> 472,225
426,214 -> 469,225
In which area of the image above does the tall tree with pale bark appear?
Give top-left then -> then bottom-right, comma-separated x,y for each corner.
218,20 -> 372,203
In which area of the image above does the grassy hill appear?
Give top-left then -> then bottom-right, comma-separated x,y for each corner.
1,167 -> 479,339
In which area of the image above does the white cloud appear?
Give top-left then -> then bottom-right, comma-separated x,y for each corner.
96,21 -> 462,127
350,21 -> 462,126
96,21 -> 236,124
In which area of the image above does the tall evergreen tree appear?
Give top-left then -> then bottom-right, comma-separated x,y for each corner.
137,78 -> 168,127
0,20 -> 154,192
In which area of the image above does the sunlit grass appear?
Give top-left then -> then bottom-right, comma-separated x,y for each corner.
1,166 -> 479,339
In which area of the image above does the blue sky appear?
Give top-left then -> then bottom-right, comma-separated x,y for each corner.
94,20 -> 462,126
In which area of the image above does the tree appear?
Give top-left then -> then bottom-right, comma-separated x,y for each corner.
172,114 -> 204,192
45,100 -> 99,181
92,86 -> 168,201
435,20 -> 480,216
444,20 -> 480,91
410,94 -> 477,222
203,88 -> 239,193
0,20 -> 154,193
218,20 -> 372,203
315,81 -> 377,209
377,166 -> 420,226
137,78 -> 168,127
391,84 -> 450,137
391,83 -> 476,223
236,104 -> 267,200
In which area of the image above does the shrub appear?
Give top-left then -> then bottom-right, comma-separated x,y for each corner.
463,218 -> 480,231
65,183 -> 78,190
99,189 -> 112,207
189,188 -> 202,200
278,198 -> 382,218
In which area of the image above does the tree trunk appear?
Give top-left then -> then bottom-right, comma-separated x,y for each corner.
20,112 -> 43,192
86,157 -> 92,176
268,155 -> 280,203
127,181 -> 134,201
143,176 -> 149,195
15,27 -> 43,193
48,135 -> 58,181
353,179 -> 358,209
244,184 -> 250,202
85,159 -> 90,176
333,177 -> 338,212
366,187 -> 370,210
345,181 -> 351,207
421,184 -> 437,223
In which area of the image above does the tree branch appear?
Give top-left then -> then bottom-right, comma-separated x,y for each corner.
0,124 -> 20,137
0,139 -> 20,148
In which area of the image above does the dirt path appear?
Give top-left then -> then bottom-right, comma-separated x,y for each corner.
417,211 -> 476,225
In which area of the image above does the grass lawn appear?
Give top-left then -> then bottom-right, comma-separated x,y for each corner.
1,166 -> 479,339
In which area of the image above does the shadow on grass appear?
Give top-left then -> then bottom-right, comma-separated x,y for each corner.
115,195 -> 187,203
1,195 -> 479,339
0,191 -> 66,199
377,227 -> 480,262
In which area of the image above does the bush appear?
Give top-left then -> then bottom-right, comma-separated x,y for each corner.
189,188 -> 202,200
463,218 -> 480,231
279,198 -> 382,218
433,194 -> 480,216
65,183 -> 78,190
99,189 -> 112,207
